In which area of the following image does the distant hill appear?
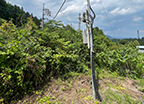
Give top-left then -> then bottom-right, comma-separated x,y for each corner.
106,35 -> 125,39
106,35 -> 114,39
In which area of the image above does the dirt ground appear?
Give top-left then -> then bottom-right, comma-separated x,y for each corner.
14,75 -> 144,104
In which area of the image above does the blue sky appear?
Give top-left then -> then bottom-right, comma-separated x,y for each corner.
6,0 -> 144,38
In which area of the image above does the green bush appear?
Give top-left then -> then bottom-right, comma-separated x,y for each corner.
92,28 -> 143,78
0,19 -> 89,103
0,19 -> 143,103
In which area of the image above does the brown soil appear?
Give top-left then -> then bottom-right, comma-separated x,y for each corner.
14,75 -> 144,104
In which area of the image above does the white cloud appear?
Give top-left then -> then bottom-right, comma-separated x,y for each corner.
140,30 -> 144,33
133,17 -> 143,21
61,5 -> 79,14
133,0 -> 144,3
5,0 -> 144,38
117,28 -> 125,31
96,15 -> 105,21
60,0 -> 86,15
95,0 -> 100,2
110,7 -> 136,15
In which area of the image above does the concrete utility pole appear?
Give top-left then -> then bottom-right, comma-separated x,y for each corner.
137,30 -> 140,43
82,0 -> 102,101
41,3 -> 44,28
86,0 -> 102,101
86,0 -> 96,100
40,3 -> 51,28
137,30 -> 140,39
78,13 -> 81,30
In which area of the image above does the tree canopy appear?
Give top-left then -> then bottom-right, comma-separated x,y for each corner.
0,0 -> 41,26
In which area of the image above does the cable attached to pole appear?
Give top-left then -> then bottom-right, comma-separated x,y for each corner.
89,6 -> 103,102
90,6 -> 96,25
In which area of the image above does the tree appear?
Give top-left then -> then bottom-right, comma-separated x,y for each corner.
0,18 -> 6,25
0,0 -> 40,27
119,39 -> 129,45
133,40 -> 140,47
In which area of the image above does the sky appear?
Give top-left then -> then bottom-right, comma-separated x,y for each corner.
5,0 -> 144,38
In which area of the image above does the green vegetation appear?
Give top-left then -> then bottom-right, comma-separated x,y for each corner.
103,88 -> 139,104
0,16 -> 143,103
0,0 -> 40,26
93,27 -> 143,78
112,37 -> 144,46
0,18 -> 6,25
84,95 -> 92,101
61,86 -> 66,91
0,18 -> 89,103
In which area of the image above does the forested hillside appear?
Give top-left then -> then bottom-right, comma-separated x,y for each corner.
0,0 -> 41,26
112,38 -> 144,46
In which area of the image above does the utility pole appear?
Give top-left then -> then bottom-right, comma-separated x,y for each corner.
40,3 -> 51,28
78,13 -> 81,30
86,0 -> 102,101
41,3 -> 44,28
86,0 -> 96,100
82,0 -> 102,101
137,30 -> 140,39
137,30 -> 140,43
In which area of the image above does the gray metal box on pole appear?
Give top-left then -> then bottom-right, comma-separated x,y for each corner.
82,29 -> 87,44
86,10 -> 90,49
82,29 -> 90,49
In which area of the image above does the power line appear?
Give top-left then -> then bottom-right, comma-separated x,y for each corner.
99,0 -> 144,103
0,6 -> 24,13
21,1 -> 42,9
0,6 -> 39,23
53,0 -> 66,20
0,6 -> 19,12
6,0 -> 42,10
0,5 -> 41,19
99,0 -> 120,48
0,7 -> 24,14
6,0 -> 42,12
6,0 -> 55,19
21,5 -> 42,12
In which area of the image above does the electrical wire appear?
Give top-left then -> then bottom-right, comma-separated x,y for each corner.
6,0 -> 42,10
0,7 -> 23,14
5,0 -> 42,12
0,6 -> 25,13
5,0 -> 52,19
99,0 -> 120,48
0,5 -> 41,19
0,6 -> 38,26
53,0 -> 66,20
99,0 -> 144,103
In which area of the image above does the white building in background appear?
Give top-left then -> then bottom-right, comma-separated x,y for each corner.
136,46 -> 144,53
